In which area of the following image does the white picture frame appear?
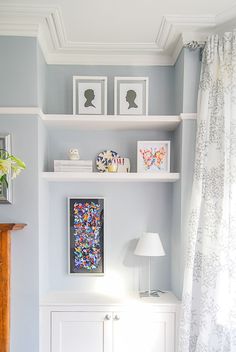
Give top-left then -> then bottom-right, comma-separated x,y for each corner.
137,141 -> 170,173
0,134 -> 12,204
73,76 -> 107,115
114,77 -> 149,115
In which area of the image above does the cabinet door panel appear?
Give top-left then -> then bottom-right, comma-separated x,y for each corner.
113,311 -> 175,352
52,311 -> 112,352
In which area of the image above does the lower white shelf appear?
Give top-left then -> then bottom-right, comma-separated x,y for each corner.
41,172 -> 180,182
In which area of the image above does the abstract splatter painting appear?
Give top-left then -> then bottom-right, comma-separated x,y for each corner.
69,198 -> 104,274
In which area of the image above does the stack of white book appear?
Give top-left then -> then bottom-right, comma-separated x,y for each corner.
54,160 -> 93,173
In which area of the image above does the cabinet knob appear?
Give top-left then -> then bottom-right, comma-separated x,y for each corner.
114,315 -> 120,321
104,314 -> 111,321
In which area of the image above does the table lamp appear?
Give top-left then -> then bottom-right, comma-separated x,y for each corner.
134,232 -> 165,297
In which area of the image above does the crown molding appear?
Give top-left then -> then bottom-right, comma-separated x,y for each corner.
0,4 -> 235,66
216,3 -> 236,25
156,14 -> 215,51
43,52 -> 174,66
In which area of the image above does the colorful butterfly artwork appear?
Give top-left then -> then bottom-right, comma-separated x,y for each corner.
137,141 -> 170,173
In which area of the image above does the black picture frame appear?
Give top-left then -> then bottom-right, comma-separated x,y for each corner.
68,197 -> 105,275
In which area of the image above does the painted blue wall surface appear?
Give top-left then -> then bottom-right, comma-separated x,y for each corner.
183,49 -> 201,113
0,36 -> 201,350
0,116 -> 39,352
44,65 -> 176,115
174,49 -> 184,115
37,44 -> 47,112
47,182 -> 172,294
0,37 -> 38,107
40,128 -> 174,294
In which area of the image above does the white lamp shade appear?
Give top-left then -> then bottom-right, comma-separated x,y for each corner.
134,232 -> 165,257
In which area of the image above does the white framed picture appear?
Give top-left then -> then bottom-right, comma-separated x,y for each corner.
137,141 -> 170,173
0,134 -> 12,204
114,77 -> 149,115
73,76 -> 107,115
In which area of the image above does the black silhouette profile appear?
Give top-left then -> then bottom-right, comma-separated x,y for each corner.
126,90 -> 138,109
84,89 -> 96,108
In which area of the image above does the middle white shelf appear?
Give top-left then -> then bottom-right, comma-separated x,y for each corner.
41,172 -> 180,183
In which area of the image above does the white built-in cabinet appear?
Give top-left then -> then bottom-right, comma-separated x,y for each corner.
40,292 -> 179,352
52,311 -> 112,352
36,113 -> 183,351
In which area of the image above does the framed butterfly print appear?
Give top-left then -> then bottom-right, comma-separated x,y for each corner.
137,141 -> 170,173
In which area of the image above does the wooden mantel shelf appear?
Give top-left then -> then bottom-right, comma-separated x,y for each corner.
0,223 -> 26,352
0,223 -> 26,232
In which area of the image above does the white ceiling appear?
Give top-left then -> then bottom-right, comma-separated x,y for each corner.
0,0 -> 236,65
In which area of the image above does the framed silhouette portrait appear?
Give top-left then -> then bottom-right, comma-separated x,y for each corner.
114,77 -> 149,115
73,76 -> 107,115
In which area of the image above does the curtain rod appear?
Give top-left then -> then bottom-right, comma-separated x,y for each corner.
184,41 -> 205,50
183,41 -> 206,60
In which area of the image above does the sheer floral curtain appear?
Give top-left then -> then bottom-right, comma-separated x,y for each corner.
179,32 -> 236,352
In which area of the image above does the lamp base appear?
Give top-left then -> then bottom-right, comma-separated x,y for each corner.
139,289 -> 166,298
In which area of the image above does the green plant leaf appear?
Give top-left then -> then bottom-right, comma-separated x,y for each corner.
0,174 -> 8,188
10,155 -> 26,169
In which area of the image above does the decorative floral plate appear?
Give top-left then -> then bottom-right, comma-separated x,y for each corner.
96,150 -> 120,172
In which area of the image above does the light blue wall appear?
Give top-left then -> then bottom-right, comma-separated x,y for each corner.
46,182 -> 172,294
0,116 -> 39,352
0,36 -> 201,349
170,48 -> 200,298
40,128 -> 175,294
170,125 -> 182,298
37,44 -> 47,112
0,37 -> 38,107
0,36 -> 40,352
174,49 -> 184,115
46,128 -> 175,172
170,119 -> 197,299
183,49 -> 201,113
44,65 -> 176,115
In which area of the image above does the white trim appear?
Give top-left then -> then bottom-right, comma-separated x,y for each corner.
0,107 -> 42,115
43,52 -> 174,66
42,172 -> 180,183
171,35 -> 184,66
0,4 -> 235,65
0,108 -> 197,124
42,114 -> 181,131
216,3 -> 236,25
180,113 -> 197,120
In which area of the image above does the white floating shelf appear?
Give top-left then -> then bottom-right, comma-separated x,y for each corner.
41,114 -> 180,131
41,172 -> 180,183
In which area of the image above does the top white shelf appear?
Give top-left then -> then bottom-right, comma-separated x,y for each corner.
41,114 -> 181,131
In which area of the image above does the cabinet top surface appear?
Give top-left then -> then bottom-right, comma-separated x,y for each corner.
40,291 -> 180,307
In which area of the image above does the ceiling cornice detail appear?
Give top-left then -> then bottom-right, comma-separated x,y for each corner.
0,4 -> 235,65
